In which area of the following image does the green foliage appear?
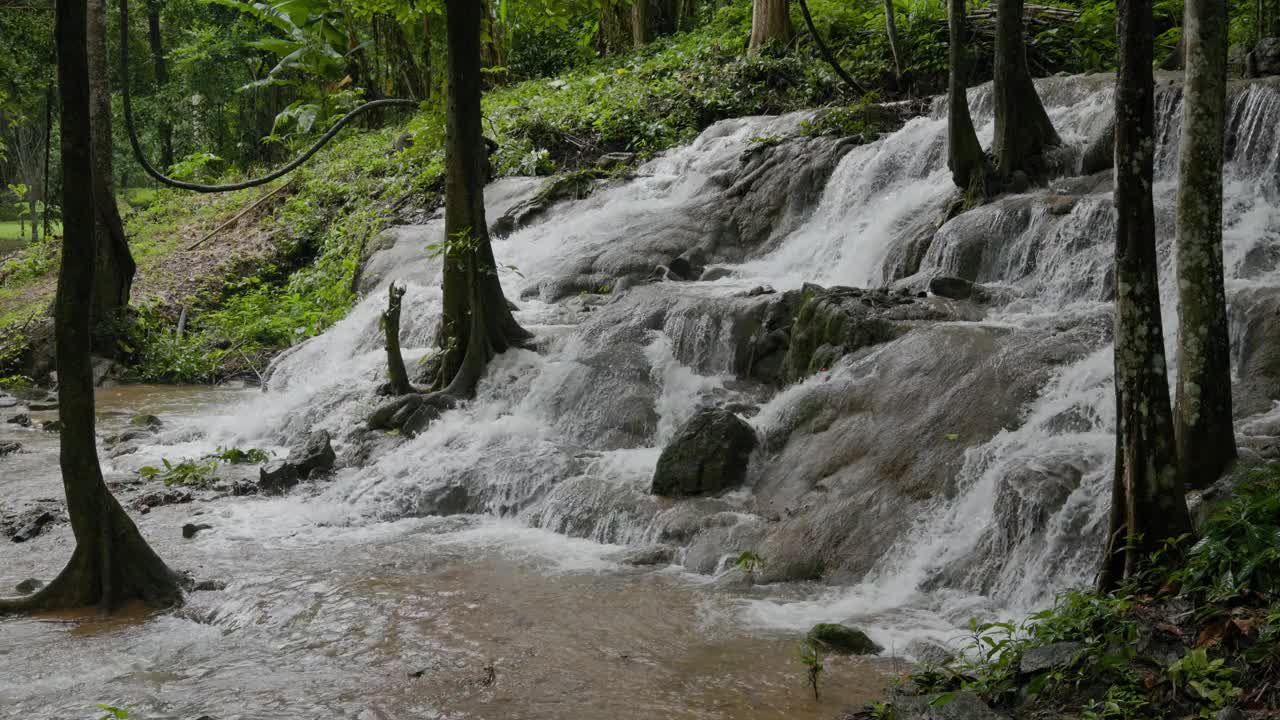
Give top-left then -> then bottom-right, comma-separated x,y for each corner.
1167,648 -> 1242,716
215,446 -> 270,464
1081,686 -> 1151,720
735,550 -> 764,575
798,642 -> 825,701
1175,465 -> 1280,600
139,457 -> 221,488
95,705 -> 129,720
139,446 -> 269,487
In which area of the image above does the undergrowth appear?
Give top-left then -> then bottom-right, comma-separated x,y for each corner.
900,462 -> 1280,720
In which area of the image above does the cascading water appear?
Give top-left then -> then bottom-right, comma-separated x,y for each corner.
177,74 -> 1280,653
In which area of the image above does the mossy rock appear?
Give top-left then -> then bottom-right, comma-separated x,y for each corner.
806,623 -> 883,655
130,413 -> 163,429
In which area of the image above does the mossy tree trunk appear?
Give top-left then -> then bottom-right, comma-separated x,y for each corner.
1100,0 -> 1193,592
748,0 -> 791,51
991,0 -> 1060,182
383,283 -> 412,395
1,0 -> 183,616
947,0 -> 987,195
1175,0 -> 1236,490
435,0 -> 530,396
88,0 -> 136,345
596,1 -> 634,56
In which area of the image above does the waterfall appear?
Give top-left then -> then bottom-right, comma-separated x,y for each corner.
189,74 -> 1280,651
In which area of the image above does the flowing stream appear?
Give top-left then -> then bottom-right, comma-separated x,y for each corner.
4,73 -> 1280,719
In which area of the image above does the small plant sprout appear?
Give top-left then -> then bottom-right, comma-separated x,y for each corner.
735,550 -> 764,577
799,641 -> 825,701
95,705 -> 129,720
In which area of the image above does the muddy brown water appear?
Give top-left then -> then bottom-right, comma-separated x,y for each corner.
0,386 -> 895,719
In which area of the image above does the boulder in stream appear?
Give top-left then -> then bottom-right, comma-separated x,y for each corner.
7,508 -> 61,543
5,412 -> 31,427
182,522 -> 213,539
805,623 -> 883,655
287,429 -> 336,478
258,462 -> 300,495
651,408 -> 757,497
130,413 -> 164,429
0,441 -> 19,456
14,578 -> 43,595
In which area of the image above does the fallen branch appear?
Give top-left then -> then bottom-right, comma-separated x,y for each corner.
186,182 -> 291,251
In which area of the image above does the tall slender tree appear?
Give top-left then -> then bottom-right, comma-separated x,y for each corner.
145,0 -> 174,170
1100,0 -> 1193,591
883,0 -> 904,86
748,0 -> 791,51
947,0 -> 986,195
0,0 -> 183,615
434,0 -> 530,395
991,0 -> 1060,182
1175,0 -> 1236,489
88,0 -> 137,342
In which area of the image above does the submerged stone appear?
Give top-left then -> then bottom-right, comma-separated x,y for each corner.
651,408 -> 757,497
14,578 -> 42,594
130,413 -> 163,429
182,522 -> 213,539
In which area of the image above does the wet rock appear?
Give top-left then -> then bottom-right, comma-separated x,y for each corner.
907,639 -> 956,666
1080,115 -> 1115,175
131,488 -> 193,511
193,579 -> 227,591
105,427 -> 155,448
889,692 -> 1005,720
712,566 -> 755,591
258,462 -> 300,495
1256,37 -> 1280,76
651,408 -> 757,497
806,623 -> 882,656
41,420 -> 62,433
741,285 -> 775,297
1216,708 -> 1245,720
929,276 -> 979,300
287,430 -> 336,478
6,413 -> 31,427
667,249 -> 706,281
0,441 -> 19,456
182,522 -> 213,539
27,399 -> 59,411
595,151 -> 635,169
130,413 -> 163,429
230,478 -> 259,496
699,267 -> 734,282
617,544 -> 677,566
9,509 -> 60,543
0,392 -> 17,408
15,578 -> 43,594
1043,195 -> 1077,216
492,171 -> 603,237
780,284 -> 955,382
1019,641 -> 1085,674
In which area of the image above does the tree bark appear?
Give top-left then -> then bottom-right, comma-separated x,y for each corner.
146,0 -> 174,170
88,0 -> 137,343
947,0 -> 987,195
1100,0 -> 1193,591
1175,0 -> 1236,490
884,0 -> 904,84
632,0 -> 677,47
991,0 -> 1060,182
1,0 -> 182,616
436,0 -> 529,396
383,283 -> 412,395
597,1 -> 633,56
748,0 -> 792,51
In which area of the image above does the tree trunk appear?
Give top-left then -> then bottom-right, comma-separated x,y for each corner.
436,0 -> 530,395
991,0 -> 1060,182
947,0 -> 986,195
1099,0 -> 1193,591
146,0 -> 174,170
748,0 -> 791,51
88,0 -> 137,344
1175,0 -> 1236,490
384,283 -> 412,395
597,1 -> 634,56
0,0 -> 182,616
884,0 -> 904,84
633,0 -> 677,47
29,196 -> 39,244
